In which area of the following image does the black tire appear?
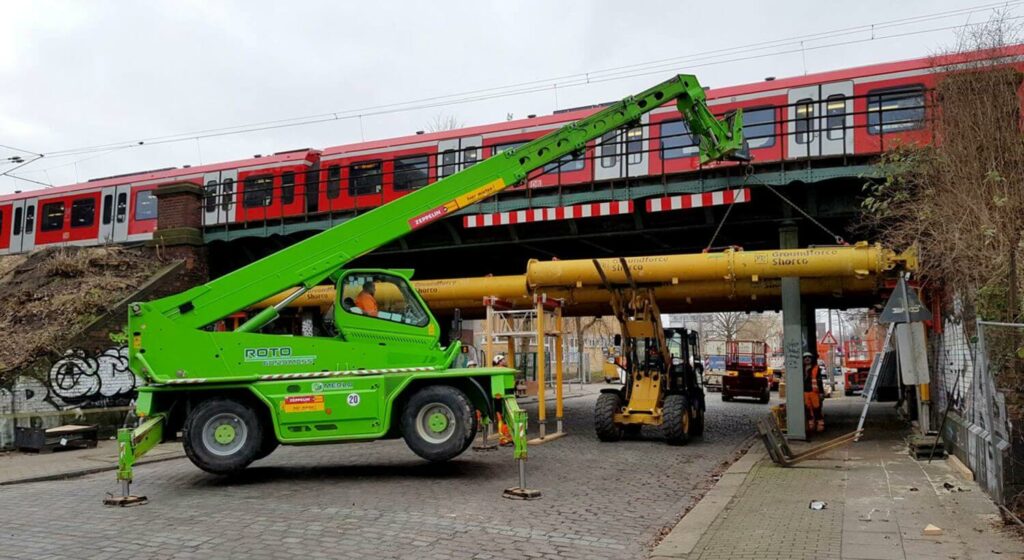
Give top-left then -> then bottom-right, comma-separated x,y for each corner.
663,394 -> 691,445
759,388 -> 771,404
183,398 -> 264,475
254,432 -> 279,461
721,391 -> 733,402
595,392 -> 623,442
690,398 -> 705,437
401,385 -> 474,462
623,424 -> 643,438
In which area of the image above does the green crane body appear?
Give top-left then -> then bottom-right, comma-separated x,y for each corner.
111,74 -> 747,503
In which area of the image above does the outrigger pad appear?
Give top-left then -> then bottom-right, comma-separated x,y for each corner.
103,494 -> 148,507
503,487 -> 542,500
472,443 -> 499,452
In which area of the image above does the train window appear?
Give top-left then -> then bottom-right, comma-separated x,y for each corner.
221,178 -> 233,210
660,120 -> 698,159
599,131 -> 618,168
13,207 -> 22,235
543,151 -> 585,174
826,95 -> 846,141
492,142 -> 525,156
116,192 -> 128,223
795,99 -> 815,144
743,107 -> 776,149
462,147 -> 480,170
868,86 -> 925,134
626,127 -> 643,164
41,202 -> 65,232
394,155 -> 429,191
25,206 -> 34,233
440,150 -> 457,178
135,190 -> 158,220
349,160 -> 382,196
243,175 -> 274,208
71,198 -> 96,228
204,181 -> 217,212
102,194 -> 113,225
327,165 -> 341,199
281,171 -> 295,204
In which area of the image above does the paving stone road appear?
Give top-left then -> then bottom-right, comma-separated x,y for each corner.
0,386 -> 766,560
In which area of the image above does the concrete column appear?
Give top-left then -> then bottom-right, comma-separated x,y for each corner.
804,306 -> 818,357
780,225 -> 806,440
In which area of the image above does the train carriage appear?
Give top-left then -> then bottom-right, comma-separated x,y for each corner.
1,45 -> 1021,254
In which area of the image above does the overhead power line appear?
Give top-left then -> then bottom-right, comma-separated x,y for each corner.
11,0 -> 1020,175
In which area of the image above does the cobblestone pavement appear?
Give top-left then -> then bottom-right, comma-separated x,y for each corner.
0,386 -> 765,560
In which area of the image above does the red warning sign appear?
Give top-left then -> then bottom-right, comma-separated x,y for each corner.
819,330 -> 838,346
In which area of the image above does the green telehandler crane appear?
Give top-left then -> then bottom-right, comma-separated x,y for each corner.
107,74 -> 748,505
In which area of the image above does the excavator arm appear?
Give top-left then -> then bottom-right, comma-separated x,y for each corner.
132,74 -> 748,346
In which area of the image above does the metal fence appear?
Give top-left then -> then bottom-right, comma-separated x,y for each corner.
934,317 -> 1023,507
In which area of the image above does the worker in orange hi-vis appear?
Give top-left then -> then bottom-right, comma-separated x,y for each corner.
354,281 -> 378,317
803,352 -> 825,433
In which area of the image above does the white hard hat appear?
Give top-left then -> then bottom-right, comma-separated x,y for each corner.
493,354 -> 506,365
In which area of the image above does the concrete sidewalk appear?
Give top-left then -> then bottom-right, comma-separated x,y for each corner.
0,439 -> 185,485
653,398 -> 1024,560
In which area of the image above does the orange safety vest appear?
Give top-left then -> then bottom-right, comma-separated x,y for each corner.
355,291 -> 378,317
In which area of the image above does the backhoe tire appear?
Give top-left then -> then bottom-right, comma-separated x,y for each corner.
183,398 -> 264,475
690,403 -> 705,438
595,392 -> 623,442
401,385 -> 474,462
663,394 -> 692,446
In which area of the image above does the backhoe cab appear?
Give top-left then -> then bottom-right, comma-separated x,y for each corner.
592,259 -> 706,445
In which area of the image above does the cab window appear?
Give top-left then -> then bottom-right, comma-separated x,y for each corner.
339,273 -> 429,327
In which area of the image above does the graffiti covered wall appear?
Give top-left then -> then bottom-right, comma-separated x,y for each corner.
0,346 -> 141,449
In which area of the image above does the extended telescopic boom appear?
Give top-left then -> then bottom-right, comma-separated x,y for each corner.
139,74 -> 748,331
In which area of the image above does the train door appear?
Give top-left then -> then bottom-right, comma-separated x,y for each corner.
9,198 -> 37,253
304,162 -> 320,215
787,81 -> 854,159
203,170 -> 238,226
98,185 -> 131,243
594,114 -> 649,181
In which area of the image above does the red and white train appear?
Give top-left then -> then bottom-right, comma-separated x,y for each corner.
1,45 -> 1018,255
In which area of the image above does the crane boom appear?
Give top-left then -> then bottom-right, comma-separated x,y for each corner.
140,74 -> 746,331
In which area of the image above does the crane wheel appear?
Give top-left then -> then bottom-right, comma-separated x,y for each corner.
254,433 -> 280,461
183,398 -> 264,475
663,394 -> 692,446
401,385 -> 474,462
595,392 -> 624,442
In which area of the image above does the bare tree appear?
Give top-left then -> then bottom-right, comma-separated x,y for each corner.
425,113 -> 464,132
706,312 -> 751,342
863,10 -> 1023,323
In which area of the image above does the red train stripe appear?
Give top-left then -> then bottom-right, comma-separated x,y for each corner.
644,188 -> 750,214
462,201 -> 635,228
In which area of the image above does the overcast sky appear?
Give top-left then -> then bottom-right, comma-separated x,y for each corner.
0,0 -> 1014,194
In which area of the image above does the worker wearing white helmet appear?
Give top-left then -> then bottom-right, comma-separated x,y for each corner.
803,351 -> 825,433
493,354 -> 507,367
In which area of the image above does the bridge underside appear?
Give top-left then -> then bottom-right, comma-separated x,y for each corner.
207,164 -> 882,294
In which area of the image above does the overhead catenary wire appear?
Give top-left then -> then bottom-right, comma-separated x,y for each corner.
16,1 -> 1018,168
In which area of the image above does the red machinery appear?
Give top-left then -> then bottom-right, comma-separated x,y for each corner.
722,340 -> 770,404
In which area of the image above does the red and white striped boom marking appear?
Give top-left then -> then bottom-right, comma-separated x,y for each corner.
463,201 -> 633,228
645,187 -> 750,213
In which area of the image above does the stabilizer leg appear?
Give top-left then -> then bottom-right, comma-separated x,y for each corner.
499,397 -> 541,500
103,414 -> 164,507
